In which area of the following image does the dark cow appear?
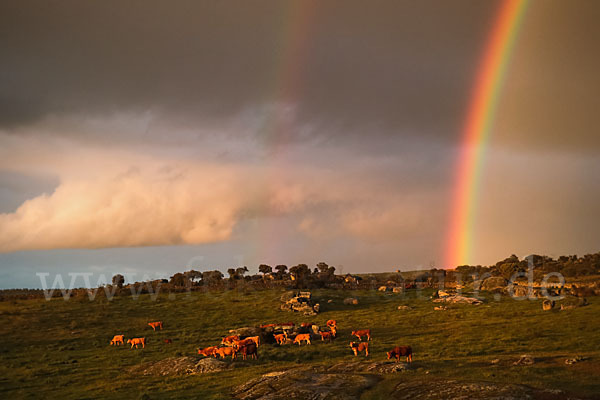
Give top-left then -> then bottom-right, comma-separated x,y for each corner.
387,346 -> 412,363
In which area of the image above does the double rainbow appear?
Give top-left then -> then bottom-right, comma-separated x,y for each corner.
445,0 -> 529,268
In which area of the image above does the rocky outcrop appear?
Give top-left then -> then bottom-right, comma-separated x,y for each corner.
280,291 -> 319,315
480,277 -> 508,291
433,295 -> 483,305
232,367 -> 379,400
542,299 -> 555,310
389,379 -> 578,400
129,356 -> 232,376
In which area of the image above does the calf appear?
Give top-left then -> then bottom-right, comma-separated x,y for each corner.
386,346 -> 413,363
215,347 -> 237,360
319,331 -> 334,342
237,343 -> 258,360
349,341 -> 369,357
110,335 -> 124,346
274,332 -> 288,345
127,338 -> 146,349
148,321 -> 163,331
351,329 -> 371,341
197,346 -> 218,357
293,333 -> 311,345
221,335 -> 240,346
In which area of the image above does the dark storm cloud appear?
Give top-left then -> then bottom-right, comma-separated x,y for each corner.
0,0 -> 497,142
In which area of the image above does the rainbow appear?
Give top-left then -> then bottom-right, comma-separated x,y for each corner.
445,0 -> 529,268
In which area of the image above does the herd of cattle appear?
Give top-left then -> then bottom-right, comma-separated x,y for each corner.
109,319 -> 413,363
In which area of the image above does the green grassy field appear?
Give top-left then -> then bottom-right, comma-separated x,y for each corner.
1,288 -> 599,399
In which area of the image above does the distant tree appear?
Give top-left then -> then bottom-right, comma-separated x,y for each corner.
316,262 -> 330,274
203,270 -> 224,286
227,268 -> 236,281
236,266 -> 249,279
112,274 -> 125,288
258,264 -> 272,275
184,270 -> 203,283
289,264 -> 311,281
169,272 -> 190,287
275,265 -> 288,278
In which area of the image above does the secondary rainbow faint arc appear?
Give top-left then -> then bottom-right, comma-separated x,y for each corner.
445,0 -> 529,268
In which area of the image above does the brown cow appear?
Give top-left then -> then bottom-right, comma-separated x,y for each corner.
387,346 -> 413,363
110,335 -> 124,346
237,343 -> 258,360
232,338 -> 255,349
215,347 -> 237,360
148,321 -> 163,331
127,338 -> 146,349
197,346 -> 218,357
279,322 -> 295,327
319,331 -> 334,342
221,335 -> 240,346
293,333 -> 311,345
240,336 -> 260,348
260,323 -> 277,329
351,329 -> 371,341
330,326 -> 337,337
274,332 -> 288,345
350,341 -> 369,357
326,319 -> 337,328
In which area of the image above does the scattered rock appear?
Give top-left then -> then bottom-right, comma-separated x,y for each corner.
513,354 -> 535,365
327,299 -> 333,303
490,358 -> 500,365
542,299 -> 555,311
392,287 -> 404,293
397,305 -> 412,310
378,286 -> 388,292
565,356 -> 586,365
434,306 -> 447,311
433,295 -> 483,305
344,297 -> 359,305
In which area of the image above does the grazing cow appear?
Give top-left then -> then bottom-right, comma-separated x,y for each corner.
197,346 -> 218,357
232,338 -> 255,349
293,333 -> 311,345
349,341 -> 369,357
274,332 -> 288,345
148,321 -> 163,331
237,343 -> 258,360
163,339 -> 173,344
221,335 -> 240,346
215,347 -> 237,360
387,346 -> 413,363
319,331 -> 334,342
110,335 -> 124,346
127,338 -> 146,349
245,336 -> 260,348
326,320 -> 337,328
351,329 -> 371,341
